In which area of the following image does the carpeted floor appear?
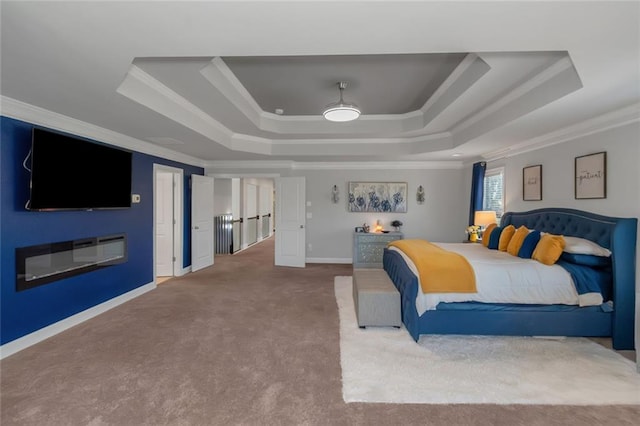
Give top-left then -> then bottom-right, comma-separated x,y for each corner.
335,276 -> 640,405
2,237 -> 640,425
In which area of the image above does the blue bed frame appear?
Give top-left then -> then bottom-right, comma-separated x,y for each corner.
383,208 -> 637,350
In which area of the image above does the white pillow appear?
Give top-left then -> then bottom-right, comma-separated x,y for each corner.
563,236 -> 611,257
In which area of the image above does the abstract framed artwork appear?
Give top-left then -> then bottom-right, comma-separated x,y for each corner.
522,164 -> 542,201
575,152 -> 606,199
348,182 -> 407,212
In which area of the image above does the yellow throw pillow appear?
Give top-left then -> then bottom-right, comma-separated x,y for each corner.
532,234 -> 566,265
482,223 -> 497,247
498,225 -> 516,251
507,225 -> 529,256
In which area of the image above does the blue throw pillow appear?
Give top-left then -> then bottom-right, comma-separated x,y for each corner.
487,226 -> 504,250
517,230 -> 541,258
560,252 -> 611,268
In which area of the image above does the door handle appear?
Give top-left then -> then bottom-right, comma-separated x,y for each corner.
300,225 -> 304,229
194,226 -> 200,230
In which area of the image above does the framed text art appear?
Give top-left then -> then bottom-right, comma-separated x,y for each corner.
348,182 -> 407,213
575,152 -> 606,199
523,165 -> 542,201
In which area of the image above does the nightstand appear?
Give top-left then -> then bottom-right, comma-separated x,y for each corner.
353,232 -> 403,268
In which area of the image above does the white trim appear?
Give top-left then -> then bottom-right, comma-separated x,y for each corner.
177,266 -> 191,277
206,172 -> 282,179
205,160 -> 463,171
293,161 -> 464,170
0,96 -> 206,168
117,65 -> 235,151
305,257 -> 352,264
482,103 -> 640,161
454,56 -> 574,134
153,164 -> 184,281
0,282 -> 156,359
207,161 -> 294,170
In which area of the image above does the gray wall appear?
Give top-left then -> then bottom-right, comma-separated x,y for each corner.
483,122 -> 640,358
206,165 -> 468,261
495,123 -> 639,218
213,178 -> 232,215
294,167 -> 467,261
482,122 -> 639,284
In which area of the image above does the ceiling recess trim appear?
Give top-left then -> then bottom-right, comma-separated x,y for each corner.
0,96 -> 206,167
118,52 -> 584,159
481,102 -> 640,161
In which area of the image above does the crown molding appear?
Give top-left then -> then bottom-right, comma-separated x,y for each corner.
421,53 -> 490,127
206,161 -> 294,170
293,161 -> 464,170
201,57 -> 263,127
454,57 -> 574,134
482,103 -> 640,162
0,96 -> 207,168
117,65 -> 234,149
204,160 -> 462,171
196,55 -> 489,137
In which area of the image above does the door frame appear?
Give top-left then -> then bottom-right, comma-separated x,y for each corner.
153,164 -> 184,281
207,173 -> 282,263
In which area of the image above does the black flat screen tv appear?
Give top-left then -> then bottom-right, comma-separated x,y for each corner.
28,128 -> 132,211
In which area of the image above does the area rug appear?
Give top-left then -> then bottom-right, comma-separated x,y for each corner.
335,276 -> 640,405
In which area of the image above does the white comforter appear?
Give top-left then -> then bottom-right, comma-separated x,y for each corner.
389,243 -> 585,316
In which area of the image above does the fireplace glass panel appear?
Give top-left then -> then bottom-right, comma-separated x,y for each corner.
16,234 -> 127,291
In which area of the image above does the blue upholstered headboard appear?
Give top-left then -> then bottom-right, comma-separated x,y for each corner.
501,208 -> 637,349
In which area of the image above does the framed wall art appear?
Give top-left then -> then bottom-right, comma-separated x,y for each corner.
522,164 -> 542,201
575,152 -> 606,199
348,182 -> 407,213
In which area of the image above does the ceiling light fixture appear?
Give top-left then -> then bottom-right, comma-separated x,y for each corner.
323,81 -> 360,122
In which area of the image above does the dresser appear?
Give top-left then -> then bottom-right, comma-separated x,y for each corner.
353,232 -> 404,268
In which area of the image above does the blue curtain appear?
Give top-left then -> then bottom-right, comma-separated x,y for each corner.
469,161 -> 486,225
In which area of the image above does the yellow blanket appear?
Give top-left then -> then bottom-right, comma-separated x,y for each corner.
388,239 -> 477,293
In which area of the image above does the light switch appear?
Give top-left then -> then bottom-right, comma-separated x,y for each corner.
306,201 -> 312,207
306,212 -> 312,219
131,194 -> 141,203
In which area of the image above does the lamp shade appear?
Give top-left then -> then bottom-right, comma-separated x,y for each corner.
323,105 -> 360,122
474,210 -> 497,227
323,81 -> 360,122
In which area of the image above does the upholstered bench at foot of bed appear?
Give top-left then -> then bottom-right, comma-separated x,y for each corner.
353,269 -> 401,328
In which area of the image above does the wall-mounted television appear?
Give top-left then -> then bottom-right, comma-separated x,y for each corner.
27,128 -> 132,211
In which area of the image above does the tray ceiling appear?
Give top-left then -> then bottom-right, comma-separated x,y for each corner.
1,1 -> 638,165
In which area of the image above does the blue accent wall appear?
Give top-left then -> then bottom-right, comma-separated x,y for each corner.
1,116 -> 204,345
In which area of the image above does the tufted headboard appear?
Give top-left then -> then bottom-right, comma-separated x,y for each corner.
501,208 -> 637,349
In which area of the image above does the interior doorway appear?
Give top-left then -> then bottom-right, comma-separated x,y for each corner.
153,164 -> 184,283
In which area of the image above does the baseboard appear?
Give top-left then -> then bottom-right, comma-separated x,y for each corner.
0,282 -> 156,360
306,257 -> 352,264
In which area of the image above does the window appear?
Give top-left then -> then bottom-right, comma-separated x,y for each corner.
483,167 -> 504,218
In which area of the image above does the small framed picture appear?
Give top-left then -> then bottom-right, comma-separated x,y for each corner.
354,226 -> 365,233
575,152 -> 606,199
523,165 -> 542,201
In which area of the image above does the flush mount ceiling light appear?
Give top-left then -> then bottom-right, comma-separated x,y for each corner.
323,81 -> 361,122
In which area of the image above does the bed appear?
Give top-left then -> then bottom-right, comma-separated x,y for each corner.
382,208 -> 637,350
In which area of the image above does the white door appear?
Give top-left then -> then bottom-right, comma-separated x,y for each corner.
275,177 -> 306,267
155,172 -> 174,276
191,175 -> 214,272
